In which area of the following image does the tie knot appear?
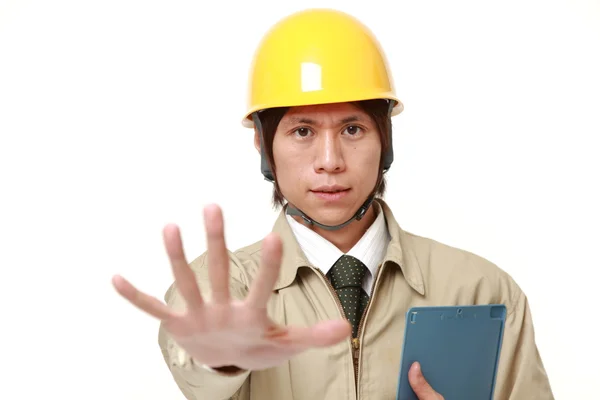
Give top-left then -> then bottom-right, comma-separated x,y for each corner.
327,255 -> 368,290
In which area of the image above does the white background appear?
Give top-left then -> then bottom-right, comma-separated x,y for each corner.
1,0 -> 599,398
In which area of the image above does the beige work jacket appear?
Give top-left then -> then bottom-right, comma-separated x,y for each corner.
158,200 -> 554,399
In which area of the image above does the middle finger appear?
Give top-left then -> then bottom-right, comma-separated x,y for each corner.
203,204 -> 231,304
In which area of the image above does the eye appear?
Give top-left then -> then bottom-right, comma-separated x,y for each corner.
344,125 -> 362,135
293,127 -> 313,138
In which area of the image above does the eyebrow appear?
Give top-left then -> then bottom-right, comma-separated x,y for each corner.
282,115 -> 365,127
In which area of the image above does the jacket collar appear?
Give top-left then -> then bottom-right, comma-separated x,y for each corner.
271,199 -> 425,295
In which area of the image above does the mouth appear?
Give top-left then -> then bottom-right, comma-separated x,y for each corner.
310,186 -> 351,201
310,185 -> 350,193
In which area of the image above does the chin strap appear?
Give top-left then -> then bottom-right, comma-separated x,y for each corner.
285,194 -> 376,231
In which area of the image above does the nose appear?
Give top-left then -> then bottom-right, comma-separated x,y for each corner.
314,131 -> 346,173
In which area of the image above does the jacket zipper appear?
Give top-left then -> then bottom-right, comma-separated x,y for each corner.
352,263 -> 386,399
352,337 -> 360,381
314,269 -> 359,393
315,263 -> 387,399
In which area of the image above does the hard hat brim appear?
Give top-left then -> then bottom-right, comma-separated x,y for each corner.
242,96 -> 404,128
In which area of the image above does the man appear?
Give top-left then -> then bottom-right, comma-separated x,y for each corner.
112,8 -> 554,399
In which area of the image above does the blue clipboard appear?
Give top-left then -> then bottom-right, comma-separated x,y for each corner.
396,304 -> 507,400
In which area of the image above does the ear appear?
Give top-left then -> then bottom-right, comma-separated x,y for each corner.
254,130 -> 261,154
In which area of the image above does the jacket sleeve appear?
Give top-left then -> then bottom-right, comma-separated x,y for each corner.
157,252 -> 253,400
494,284 -> 555,399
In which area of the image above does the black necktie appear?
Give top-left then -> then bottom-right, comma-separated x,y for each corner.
326,255 -> 370,338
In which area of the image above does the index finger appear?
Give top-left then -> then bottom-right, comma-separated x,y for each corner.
245,232 -> 282,308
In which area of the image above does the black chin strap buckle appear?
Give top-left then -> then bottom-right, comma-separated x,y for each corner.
301,215 -> 312,225
355,206 -> 367,220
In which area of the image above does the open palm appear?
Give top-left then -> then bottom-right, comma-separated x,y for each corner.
112,204 -> 351,371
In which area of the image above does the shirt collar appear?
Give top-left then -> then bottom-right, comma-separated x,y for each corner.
285,201 -> 390,280
271,199 -> 425,296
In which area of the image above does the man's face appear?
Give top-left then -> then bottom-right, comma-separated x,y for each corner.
268,102 -> 381,225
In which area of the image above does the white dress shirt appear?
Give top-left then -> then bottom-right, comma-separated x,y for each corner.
285,202 -> 391,294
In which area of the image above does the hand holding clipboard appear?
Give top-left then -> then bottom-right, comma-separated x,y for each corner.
397,305 -> 507,400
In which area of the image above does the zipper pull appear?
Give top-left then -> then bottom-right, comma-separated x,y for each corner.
352,338 -> 360,360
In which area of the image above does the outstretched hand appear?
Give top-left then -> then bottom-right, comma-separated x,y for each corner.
112,204 -> 352,370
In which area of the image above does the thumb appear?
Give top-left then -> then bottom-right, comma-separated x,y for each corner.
408,362 -> 443,400
273,319 -> 352,349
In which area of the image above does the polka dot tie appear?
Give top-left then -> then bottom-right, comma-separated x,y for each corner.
326,255 -> 370,338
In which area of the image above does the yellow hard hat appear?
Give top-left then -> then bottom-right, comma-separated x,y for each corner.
242,8 -> 403,128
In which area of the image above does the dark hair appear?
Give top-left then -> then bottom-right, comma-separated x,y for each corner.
256,99 -> 392,209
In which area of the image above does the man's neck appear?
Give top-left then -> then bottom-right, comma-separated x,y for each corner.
291,205 -> 377,253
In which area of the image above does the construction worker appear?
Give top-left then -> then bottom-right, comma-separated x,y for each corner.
112,8 -> 554,399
